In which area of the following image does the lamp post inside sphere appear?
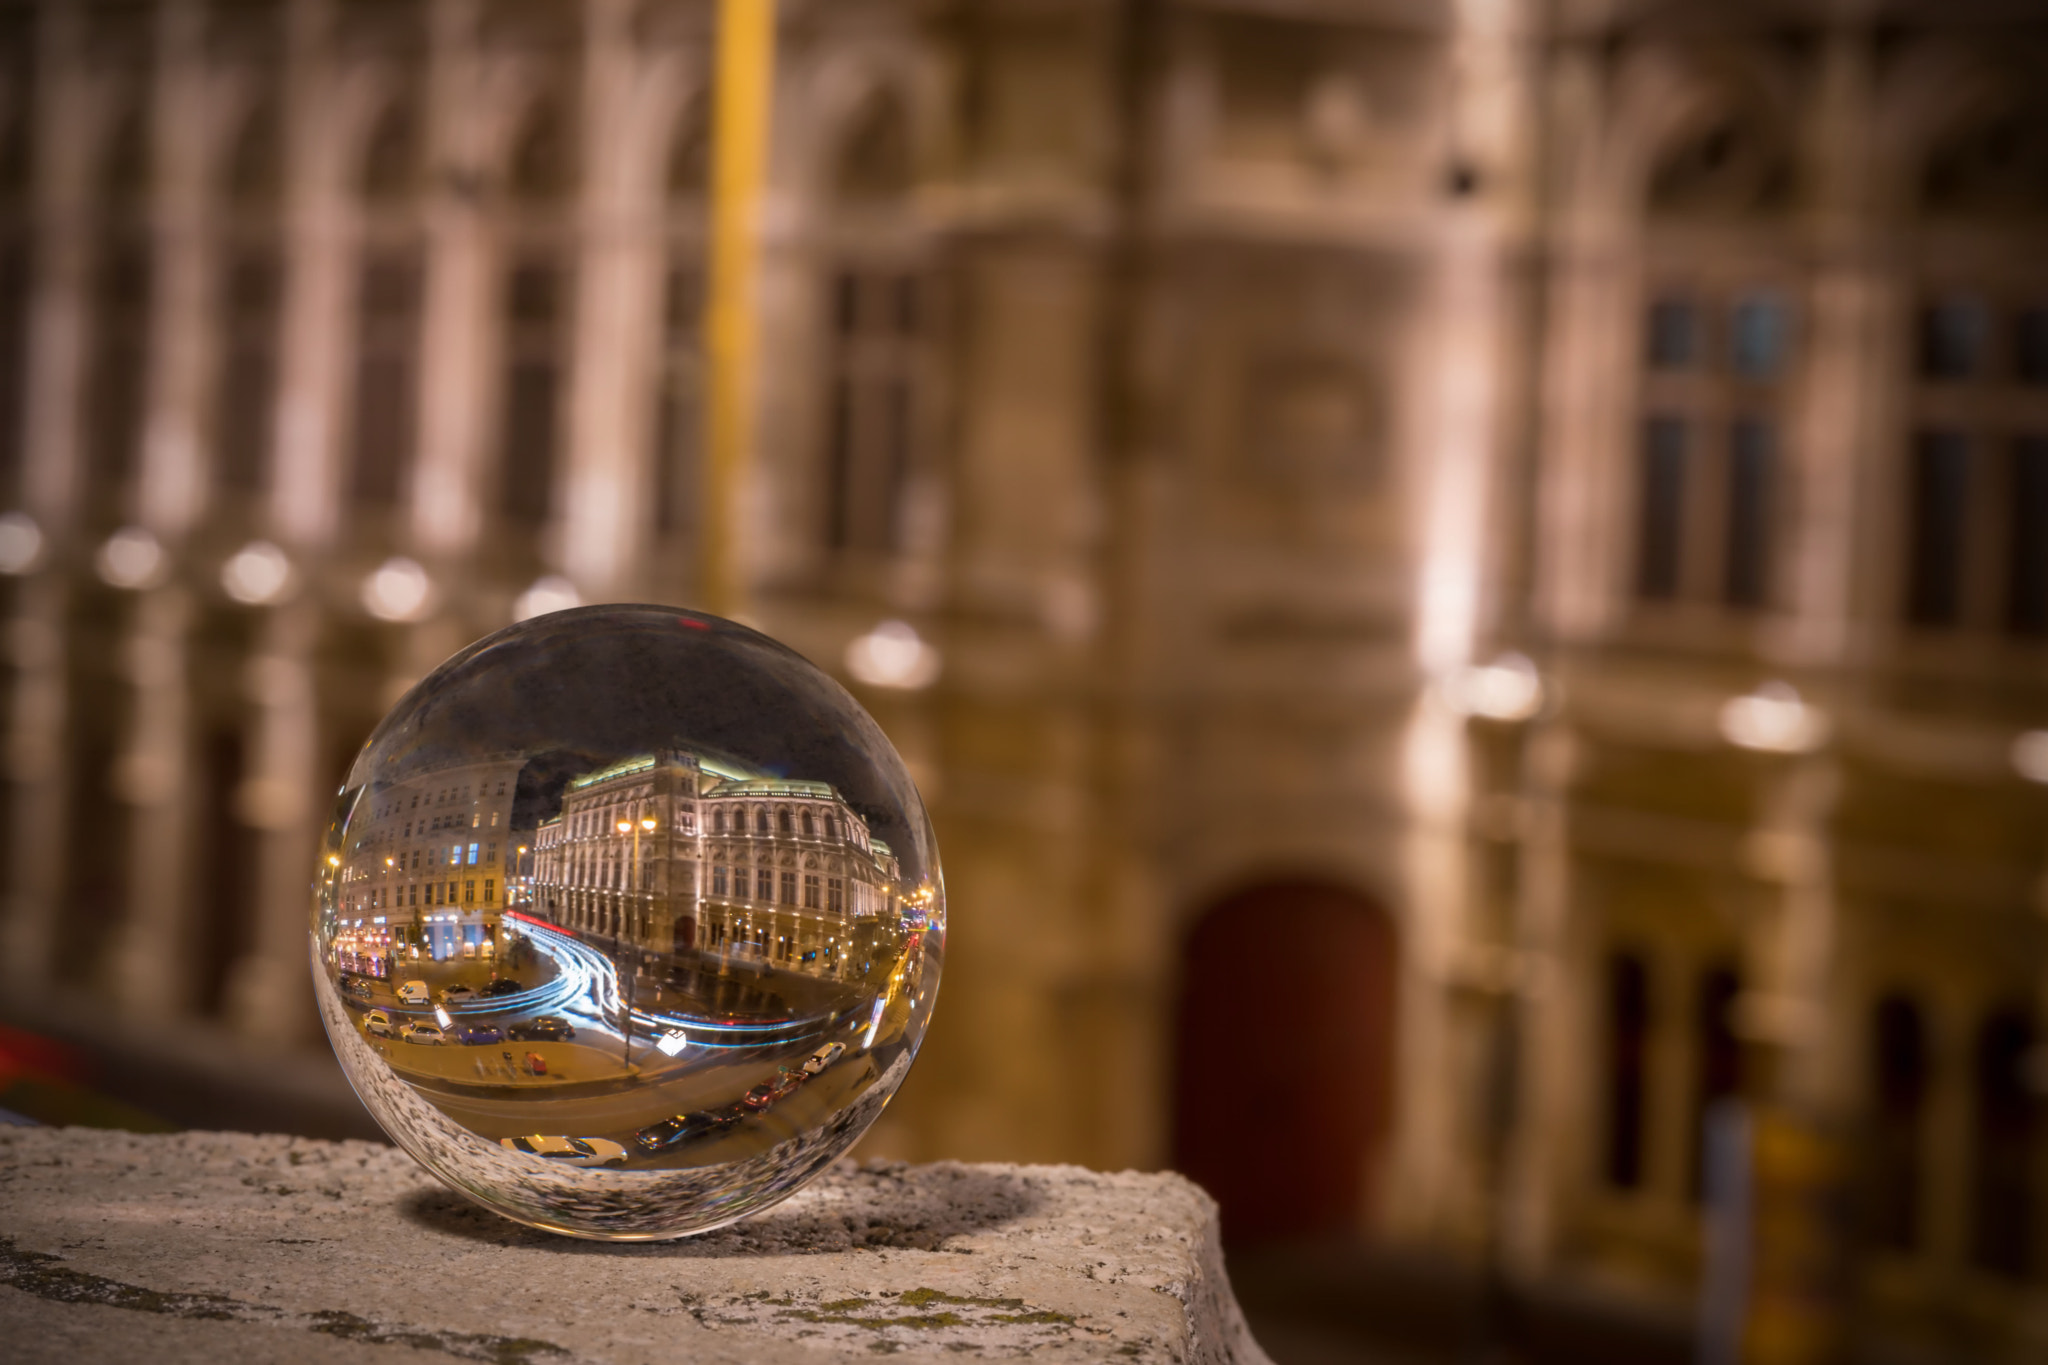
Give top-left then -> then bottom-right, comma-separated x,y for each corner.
310,605 -> 945,1239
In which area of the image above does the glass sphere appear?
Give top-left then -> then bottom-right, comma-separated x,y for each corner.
310,605 -> 944,1240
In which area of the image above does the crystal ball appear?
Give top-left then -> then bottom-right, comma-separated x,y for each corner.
310,605 -> 944,1239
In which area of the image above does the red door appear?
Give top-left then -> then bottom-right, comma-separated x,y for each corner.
1172,880 -> 1397,1246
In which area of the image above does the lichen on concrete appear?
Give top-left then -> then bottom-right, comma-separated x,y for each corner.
0,1126 -> 1271,1365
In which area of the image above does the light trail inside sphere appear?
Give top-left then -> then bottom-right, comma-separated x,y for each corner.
506,912 -> 837,1051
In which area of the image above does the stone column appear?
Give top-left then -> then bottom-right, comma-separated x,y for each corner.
0,579 -> 65,983
107,585 -> 197,1017
270,0 -> 350,552
1,4 -> 86,984
1738,755 -> 1842,1112
1385,693 -> 1474,1241
410,0 -> 487,564
561,0 -> 660,600
137,0 -> 210,544
1777,27 -> 1878,664
107,0 -> 210,1018
223,604 -> 322,1041
1502,718 -> 1577,1274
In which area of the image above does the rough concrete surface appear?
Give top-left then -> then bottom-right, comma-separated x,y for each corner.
0,1127 -> 1273,1365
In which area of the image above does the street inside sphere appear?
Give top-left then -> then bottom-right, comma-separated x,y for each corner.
311,605 -> 945,1239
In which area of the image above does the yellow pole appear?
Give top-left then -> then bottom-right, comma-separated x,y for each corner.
700,0 -> 776,619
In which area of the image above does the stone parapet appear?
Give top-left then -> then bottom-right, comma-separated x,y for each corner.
0,1127 -> 1271,1365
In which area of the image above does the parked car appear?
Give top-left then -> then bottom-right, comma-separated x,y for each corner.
439,985 -> 477,1005
399,1022 -> 445,1045
802,1042 -> 846,1076
478,978 -> 525,999
507,1017 -> 576,1042
364,1009 -> 394,1038
396,980 -> 430,1005
457,1024 -> 505,1046
497,1135 -> 627,1169
742,1068 -> 807,1111
634,1105 -> 744,1153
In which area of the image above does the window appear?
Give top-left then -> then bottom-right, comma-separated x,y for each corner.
778,809 -> 792,835
823,269 -> 921,554
780,870 -> 797,904
756,867 -> 773,900
828,877 -> 844,914
349,251 -> 421,508
1646,298 -> 1697,370
1637,416 -> 1687,599
1634,289 -> 1793,613
1868,995 -> 1929,1253
1604,953 -> 1650,1191
2018,309 -> 2048,386
1729,294 -> 1789,378
217,250 -> 280,493
485,842 -> 496,865
712,864 -> 727,896
826,815 -> 840,839
445,880 -> 456,903
803,874 -> 821,909
1906,431 -> 1970,627
801,810 -> 815,837
467,842 -> 478,865
1725,419 -> 1774,607
652,265 -> 701,540
714,808 -> 727,833
483,879 -> 494,904
756,809 -> 770,834
1970,1007 -> 2036,1277
499,259 -> 566,528
1920,297 -> 1987,380
2011,438 -> 2048,635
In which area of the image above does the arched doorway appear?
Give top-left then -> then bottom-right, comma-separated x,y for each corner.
1172,879 -> 1398,1246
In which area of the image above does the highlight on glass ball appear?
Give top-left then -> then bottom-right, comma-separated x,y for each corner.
310,605 -> 944,1240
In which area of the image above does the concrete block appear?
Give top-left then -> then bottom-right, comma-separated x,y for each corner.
0,1126 -> 1271,1364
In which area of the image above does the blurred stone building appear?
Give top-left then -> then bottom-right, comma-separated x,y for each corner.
1,0 -> 2045,1355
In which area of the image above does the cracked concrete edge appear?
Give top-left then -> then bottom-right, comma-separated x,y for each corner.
0,1126 -> 1276,1365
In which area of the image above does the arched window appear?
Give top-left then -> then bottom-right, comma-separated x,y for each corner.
832,90 -> 912,204
801,809 -> 814,837
713,807 -> 727,834
754,807 -> 770,835
777,808 -> 792,835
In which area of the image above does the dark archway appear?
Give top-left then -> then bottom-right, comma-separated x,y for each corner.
1172,879 -> 1398,1246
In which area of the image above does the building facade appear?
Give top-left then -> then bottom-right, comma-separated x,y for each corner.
0,0 -> 2042,1353
529,750 -> 901,984
328,755 -> 520,969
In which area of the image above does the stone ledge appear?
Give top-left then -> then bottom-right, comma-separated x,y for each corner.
0,1127 -> 1272,1365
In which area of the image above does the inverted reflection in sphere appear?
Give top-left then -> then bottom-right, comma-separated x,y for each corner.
311,605 -> 944,1239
